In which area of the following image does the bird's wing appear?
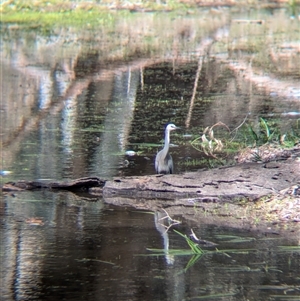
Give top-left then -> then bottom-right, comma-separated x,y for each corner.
167,154 -> 173,174
155,151 -> 162,173
155,151 -> 173,174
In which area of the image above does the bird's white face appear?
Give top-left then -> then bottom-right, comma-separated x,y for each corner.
166,123 -> 178,131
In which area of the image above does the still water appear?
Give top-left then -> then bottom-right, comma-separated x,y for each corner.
1,190 -> 300,301
1,10 -> 300,180
1,7 -> 300,301
2,58 -> 300,180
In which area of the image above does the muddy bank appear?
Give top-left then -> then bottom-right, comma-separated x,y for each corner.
101,151 -> 300,235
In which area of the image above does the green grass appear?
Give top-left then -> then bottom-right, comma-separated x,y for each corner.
1,9 -> 117,29
0,0 -> 188,30
0,1 -> 138,31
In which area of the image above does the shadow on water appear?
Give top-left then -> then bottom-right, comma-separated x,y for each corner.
1,6 -> 300,301
1,191 -> 299,301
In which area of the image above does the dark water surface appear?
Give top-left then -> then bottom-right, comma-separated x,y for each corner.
2,58 -> 300,180
1,191 -> 299,301
1,7 -> 300,301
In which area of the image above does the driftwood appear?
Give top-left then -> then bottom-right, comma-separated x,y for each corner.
2,177 -> 105,192
103,158 -> 300,201
2,156 -> 300,202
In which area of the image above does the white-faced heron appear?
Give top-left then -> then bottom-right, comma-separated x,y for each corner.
155,123 -> 179,174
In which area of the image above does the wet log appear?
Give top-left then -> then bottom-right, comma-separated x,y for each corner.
102,158 -> 300,202
2,177 -> 105,192
2,157 -> 300,203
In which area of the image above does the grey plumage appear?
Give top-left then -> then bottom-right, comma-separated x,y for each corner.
155,123 -> 179,174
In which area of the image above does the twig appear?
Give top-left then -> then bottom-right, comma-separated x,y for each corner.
190,229 -> 200,242
230,113 -> 250,141
157,209 -> 181,233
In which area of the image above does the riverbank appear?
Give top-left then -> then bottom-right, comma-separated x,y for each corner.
3,145 -> 300,234
1,0 -> 299,30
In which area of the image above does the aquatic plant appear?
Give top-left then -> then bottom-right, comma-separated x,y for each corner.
246,117 -> 300,149
190,116 -> 299,165
190,120 -> 246,164
173,229 -> 204,255
247,117 -> 277,145
191,122 -> 231,159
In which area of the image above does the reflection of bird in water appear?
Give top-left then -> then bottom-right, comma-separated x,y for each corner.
154,211 -> 174,265
155,123 -> 179,174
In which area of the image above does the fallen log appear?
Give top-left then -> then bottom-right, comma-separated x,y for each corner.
2,156 -> 299,202
102,158 -> 300,201
2,177 -> 105,192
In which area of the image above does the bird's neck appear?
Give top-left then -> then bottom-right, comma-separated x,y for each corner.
163,129 -> 170,152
